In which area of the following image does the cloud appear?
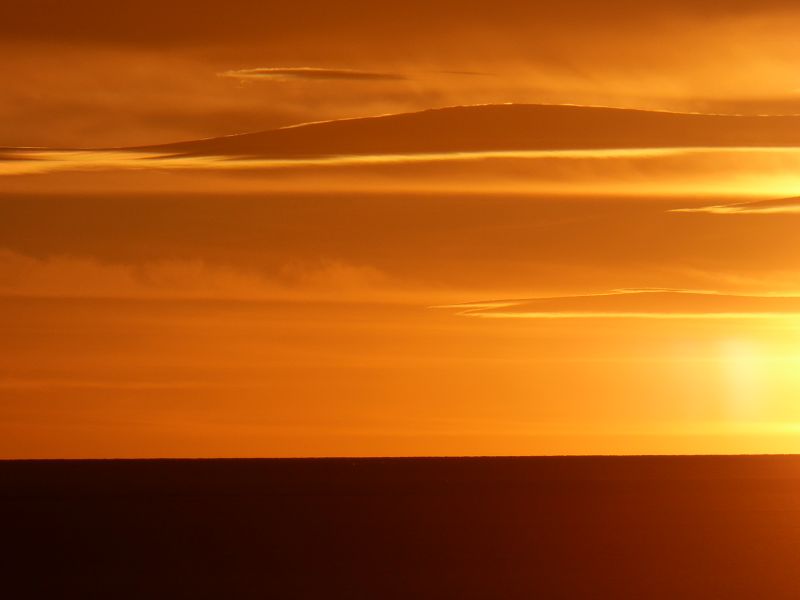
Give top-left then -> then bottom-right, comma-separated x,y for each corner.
220,67 -> 408,82
434,70 -> 493,77
7,142 -> 800,204
0,250 -> 404,303
441,289 -> 800,319
672,197 -> 800,215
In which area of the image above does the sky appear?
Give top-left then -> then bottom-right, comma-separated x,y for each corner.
3,1 -> 800,457
6,0 -> 800,147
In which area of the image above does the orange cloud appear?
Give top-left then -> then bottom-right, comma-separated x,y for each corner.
445,290 -> 800,319
220,67 -> 408,82
0,250 -> 410,303
673,196 -> 800,215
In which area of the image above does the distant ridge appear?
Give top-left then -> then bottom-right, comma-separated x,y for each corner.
134,104 -> 800,157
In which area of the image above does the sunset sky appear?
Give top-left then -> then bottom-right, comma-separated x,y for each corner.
3,0 -> 800,457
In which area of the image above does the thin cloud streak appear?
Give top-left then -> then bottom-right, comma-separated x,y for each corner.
0,147 -> 726,175
5,146 -> 800,199
444,290 -> 800,319
220,67 -> 408,82
673,197 -> 800,214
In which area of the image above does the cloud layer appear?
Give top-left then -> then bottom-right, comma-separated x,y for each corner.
673,197 -> 800,215
220,67 -> 407,82
446,290 -> 800,319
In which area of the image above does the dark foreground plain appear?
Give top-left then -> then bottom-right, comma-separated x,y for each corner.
3,456 -> 800,599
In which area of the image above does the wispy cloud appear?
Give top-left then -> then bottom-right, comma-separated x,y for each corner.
220,67 -> 408,82
441,289 -> 800,319
672,197 -> 800,215
0,250 -> 402,303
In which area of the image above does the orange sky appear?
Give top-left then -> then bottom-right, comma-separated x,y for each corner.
3,1 -> 800,457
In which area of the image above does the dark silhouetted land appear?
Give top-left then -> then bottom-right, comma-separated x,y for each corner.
3,456 -> 800,599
